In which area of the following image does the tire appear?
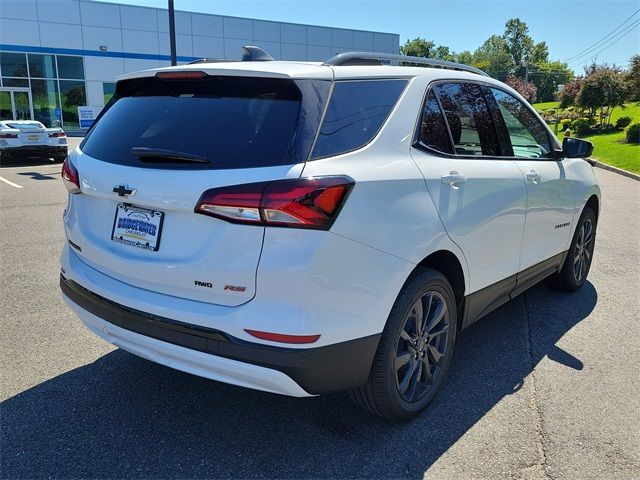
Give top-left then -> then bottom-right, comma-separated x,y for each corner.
349,268 -> 457,421
54,154 -> 67,163
548,207 -> 597,292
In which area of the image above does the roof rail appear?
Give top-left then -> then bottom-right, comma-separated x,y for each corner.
322,52 -> 489,77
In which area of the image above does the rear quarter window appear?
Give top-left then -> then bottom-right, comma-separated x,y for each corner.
311,79 -> 407,159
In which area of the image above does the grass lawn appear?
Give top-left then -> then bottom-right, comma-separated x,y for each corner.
533,102 -> 640,174
533,101 -> 561,111
582,103 -> 639,174
606,103 -> 640,124
584,130 -> 640,173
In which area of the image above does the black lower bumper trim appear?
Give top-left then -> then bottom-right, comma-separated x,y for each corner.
60,275 -> 380,394
1,146 -> 67,159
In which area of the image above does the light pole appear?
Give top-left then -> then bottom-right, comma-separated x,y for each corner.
522,59 -> 529,84
168,0 -> 177,66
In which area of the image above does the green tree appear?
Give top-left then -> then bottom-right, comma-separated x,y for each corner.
503,18 -> 534,68
530,41 -> 549,64
577,66 -> 627,125
624,54 -> 640,102
455,50 -> 474,65
400,38 -> 436,57
434,45 -> 455,61
473,35 -> 514,80
529,61 -> 574,102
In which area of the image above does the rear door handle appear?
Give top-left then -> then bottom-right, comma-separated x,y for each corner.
526,170 -> 541,183
441,171 -> 467,187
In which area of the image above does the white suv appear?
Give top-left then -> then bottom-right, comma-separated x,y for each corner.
60,48 -> 600,420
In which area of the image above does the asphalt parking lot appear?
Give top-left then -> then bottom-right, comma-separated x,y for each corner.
1,141 -> 638,479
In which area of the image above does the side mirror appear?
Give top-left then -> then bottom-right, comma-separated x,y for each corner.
562,137 -> 594,159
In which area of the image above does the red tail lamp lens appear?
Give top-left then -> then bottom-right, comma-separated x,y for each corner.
61,157 -> 81,193
48,132 -> 66,138
195,176 -> 354,230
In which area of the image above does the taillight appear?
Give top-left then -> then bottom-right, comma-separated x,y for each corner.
61,156 -> 81,193
0,133 -> 18,138
195,176 -> 354,230
49,132 -> 66,138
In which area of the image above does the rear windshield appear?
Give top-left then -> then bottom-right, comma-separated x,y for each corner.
81,76 -> 329,170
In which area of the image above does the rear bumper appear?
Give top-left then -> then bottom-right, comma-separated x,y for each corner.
60,274 -> 380,396
1,145 -> 67,159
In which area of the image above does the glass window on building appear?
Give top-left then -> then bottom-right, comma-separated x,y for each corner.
31,79 -> 61,127
28,54 -> 57,78
1,52 -> 87,128
59,80 -> 86,128
103,82 -> 116,104
0,91 -> 12,119
0,52 -> 28,77
2,78 -> 29,88
57,56 -> 84,79
13,91 -> 31,120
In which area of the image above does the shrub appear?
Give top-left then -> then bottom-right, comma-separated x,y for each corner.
626,123 -> 640,143
561,119 -> 573,130
616,116 -> 632,128
559,78 -> 582,108
505,76 -> 537,103
571,118 -> 592,136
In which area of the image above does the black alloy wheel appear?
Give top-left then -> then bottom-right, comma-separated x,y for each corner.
573,217 -> 594,283
349,268 -> 457,421
395,291 -> 450,403
548,206 -> 597,292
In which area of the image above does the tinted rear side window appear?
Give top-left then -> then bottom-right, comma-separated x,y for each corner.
434,83 -> 500,157
419,90 -> 453,154
81,76 -> 329,170
311,79 -> 407,159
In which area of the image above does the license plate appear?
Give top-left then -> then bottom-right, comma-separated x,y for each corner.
27,135 -> 40,142
111,204 -> 164,251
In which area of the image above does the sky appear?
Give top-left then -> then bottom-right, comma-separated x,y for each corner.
96,0 -> 639,72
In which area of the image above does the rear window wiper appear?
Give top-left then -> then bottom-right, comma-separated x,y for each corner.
130,147 -> 209,164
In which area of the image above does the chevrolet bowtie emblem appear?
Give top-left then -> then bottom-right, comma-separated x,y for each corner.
113,185 -> 136,197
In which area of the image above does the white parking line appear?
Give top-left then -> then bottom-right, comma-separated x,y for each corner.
0,176 -> 23,189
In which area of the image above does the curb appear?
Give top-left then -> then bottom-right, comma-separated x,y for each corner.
588,159 -> 639,181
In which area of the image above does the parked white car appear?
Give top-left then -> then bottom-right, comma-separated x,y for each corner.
60,48 -> 600,420
0,120 -> 67,163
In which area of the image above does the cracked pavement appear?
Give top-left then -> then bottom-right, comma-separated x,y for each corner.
1,144 -> 638,479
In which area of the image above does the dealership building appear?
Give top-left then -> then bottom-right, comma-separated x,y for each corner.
0,0 -> 400,130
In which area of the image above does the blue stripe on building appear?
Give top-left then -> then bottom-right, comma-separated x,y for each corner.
0,44 -> 199,63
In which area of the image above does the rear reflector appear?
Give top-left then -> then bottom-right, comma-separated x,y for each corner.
0,133 -> 18,138
195,176 -> 354,230
244,329 -> 321,344
156,71 -> 208,80
61,156 -> 80,193
48,132 -> 66,138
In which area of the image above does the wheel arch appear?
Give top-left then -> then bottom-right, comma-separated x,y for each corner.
585,194 -> 599,222
415,250 -> 467,329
